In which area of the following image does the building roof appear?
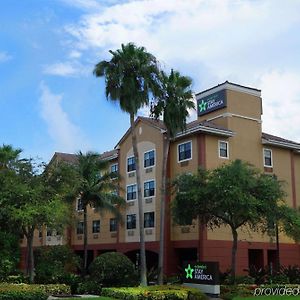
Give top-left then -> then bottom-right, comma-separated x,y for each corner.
196,81 -> 261,99
262,132 -> 300,151
50,149 -> 118,166
115,116 -> 234,147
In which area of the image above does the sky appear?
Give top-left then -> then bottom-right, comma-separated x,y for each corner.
1,0 -> 300,162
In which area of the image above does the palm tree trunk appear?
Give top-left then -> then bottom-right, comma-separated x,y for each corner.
83,205 -> 88,276
158,134 -> 170,285
231,227 -> 238,283
130,113 -> 147,286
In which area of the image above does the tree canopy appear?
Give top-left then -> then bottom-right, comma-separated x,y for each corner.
172,159 -> 287,280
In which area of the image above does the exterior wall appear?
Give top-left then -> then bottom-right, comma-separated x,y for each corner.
118,121 -> 164,244
19,85 -> 300,276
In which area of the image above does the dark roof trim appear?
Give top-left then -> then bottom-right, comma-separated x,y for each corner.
196,81 -> 261,98
262,132 -> 300,151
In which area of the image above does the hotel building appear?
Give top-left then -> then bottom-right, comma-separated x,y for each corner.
20,81 -> 300,275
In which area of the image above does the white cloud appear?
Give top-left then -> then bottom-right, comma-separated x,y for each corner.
61,0 -> 300,141
43,61 -> 91,77
39,82 -> 90,152
0,51 -> 12,63
260,70 -> 300,142
43,62 -> 78,76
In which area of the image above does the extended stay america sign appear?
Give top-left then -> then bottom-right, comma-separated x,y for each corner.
197,90 -> 227,116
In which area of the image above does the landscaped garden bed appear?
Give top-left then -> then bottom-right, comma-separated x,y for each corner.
0,283 -> 71,300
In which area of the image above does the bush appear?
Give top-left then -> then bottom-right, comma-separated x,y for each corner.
281,265 -> 300,283
0,283 -> 70,297
0,232 -> 20,281
77,280 -> 102,295
34,245 -> 80,284
0,290 -> 47,300
102,285 -> 207,300
89,252 -> 138,287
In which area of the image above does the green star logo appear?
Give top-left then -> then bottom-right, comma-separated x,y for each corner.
185,264 -> 194,279
199,100 -> 207,112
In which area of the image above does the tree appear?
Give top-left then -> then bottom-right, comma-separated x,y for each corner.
6,158 -> 71,282
94,42 -> 160,285
150,69 -> 194,284
172,159 -> 285,281
67,151 -> 125,275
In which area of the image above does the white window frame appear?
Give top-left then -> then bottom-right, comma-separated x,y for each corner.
144,149 -> 156,169
126,183 -> 137,201
177,140 -> 192,163
76,197 -> 84,211
127,155 -> 136,173
218,140 -> 229,159
143,179 -> 155,198
110,163 -> 118,173
263,148 -> 273,167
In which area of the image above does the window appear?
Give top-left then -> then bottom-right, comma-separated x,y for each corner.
144,150 -> 155,168
144,212 -> 155,228
178,141 -> 192,162
144,180 -> 155,198
46,228 -> 52,237
77,198 -> 84,211
92,220 -> 100,233
219,141 -> 229,158
264,149 -> 273,167
127,214 -> 136,229
77,221 -> 84,235
111,163 -> 118,173
127,156 -> 136,172
110,218 -> 117,232
127,184 -> 137,201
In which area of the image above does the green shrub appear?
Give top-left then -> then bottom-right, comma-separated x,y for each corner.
102,285 -> 207,300
0,283 -> 70,296
77,280 -> 102,295
0,290 -> 47,300
89,252 -> 138,287
0,232 -> 20,281
34,245 -> 80,284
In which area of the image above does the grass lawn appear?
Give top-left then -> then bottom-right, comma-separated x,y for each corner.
234,296 -> 300,300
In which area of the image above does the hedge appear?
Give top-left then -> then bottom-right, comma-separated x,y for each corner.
102,285 -> 208,300
0,290 -> 47,300
0,283 -> 71,297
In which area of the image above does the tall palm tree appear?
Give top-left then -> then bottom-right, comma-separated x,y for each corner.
70,151 -> 125,275
0,144 -> 22,170
151,69 -> 194,284
94,43 -> 160,286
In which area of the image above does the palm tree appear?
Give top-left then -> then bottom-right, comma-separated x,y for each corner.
70,151 -> 125,275
151,69 -> 194,284
0,144 -> 22,170
93,43 -> 160,286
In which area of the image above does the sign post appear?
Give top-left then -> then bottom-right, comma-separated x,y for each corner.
183,261 -> 220,297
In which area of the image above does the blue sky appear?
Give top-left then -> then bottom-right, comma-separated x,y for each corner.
1,0 -> 300,162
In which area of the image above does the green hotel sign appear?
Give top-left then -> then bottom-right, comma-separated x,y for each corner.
197,90 -> 227,116
183,262 -> 220,285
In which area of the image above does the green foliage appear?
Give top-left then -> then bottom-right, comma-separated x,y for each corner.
0,283 -> 70,297
0,232 -> 19,281
94,42 -> 161,115
0,290 -> 47,300
77,280 -> 102,295
102,285 -> 207,300
172,160 -> 287,279
281,265 -> 300,284
89,252 -> 138,287
150,69 -> 194,138
34,246 -> 80,284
